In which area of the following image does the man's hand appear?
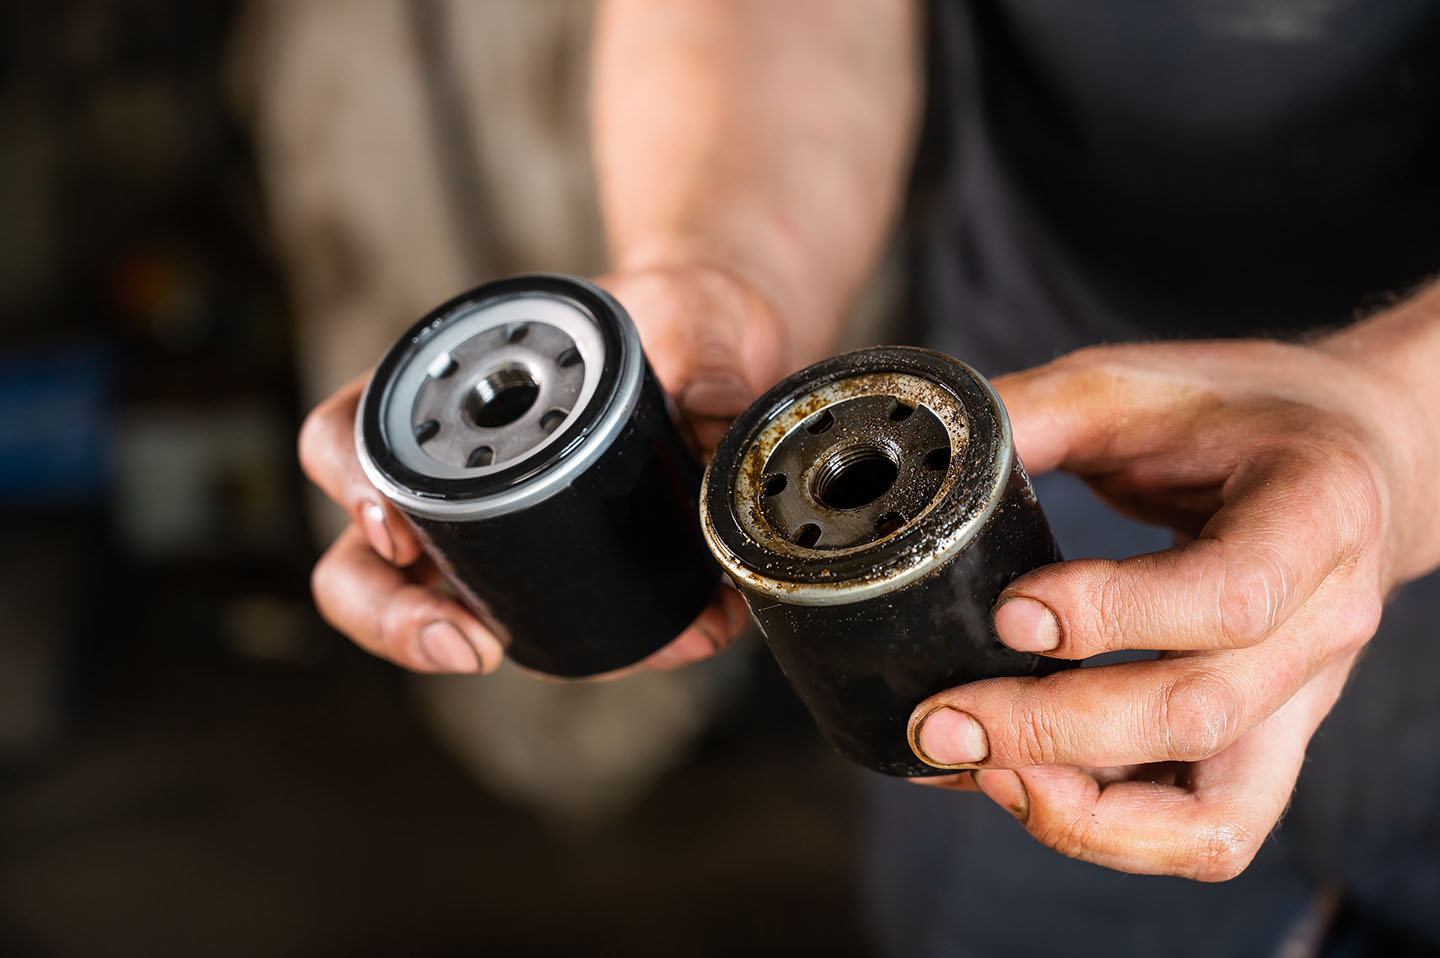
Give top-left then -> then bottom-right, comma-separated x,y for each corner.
907,326 -> 1440,880
298,266 -> 786,675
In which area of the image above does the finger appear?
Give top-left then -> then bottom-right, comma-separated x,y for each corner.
298,372 -> 423,565
993,454 -> 1380,657
983,656 -> 1353,880
596,268 -> 784,404
991,349 -> 1195,477
312,525 -> 503,673
908,772 -> 981,792
909,580 -> 1360,770
643,584 -> 751,671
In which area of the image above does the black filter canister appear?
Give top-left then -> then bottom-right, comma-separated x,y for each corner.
701,346 -> 1067,776
357,274 -> 717,678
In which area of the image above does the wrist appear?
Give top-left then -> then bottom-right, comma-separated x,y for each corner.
1316,282 -> 1440,582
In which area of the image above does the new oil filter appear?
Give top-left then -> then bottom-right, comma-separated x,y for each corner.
701,346 -> 1066,775
357,274 -> 717,678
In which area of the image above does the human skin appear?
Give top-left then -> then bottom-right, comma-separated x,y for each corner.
907,284 -> 1440,879
298,0 -> 921,673
299,0 -> 1440,879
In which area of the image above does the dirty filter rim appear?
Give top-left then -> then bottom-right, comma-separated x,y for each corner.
356,274 -> 645,522
701,347 -> 1015,606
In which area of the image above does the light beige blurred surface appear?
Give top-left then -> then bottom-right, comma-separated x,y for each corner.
232,0 -> 898,828
233,0 -> 605,407
233,0 -> 716,828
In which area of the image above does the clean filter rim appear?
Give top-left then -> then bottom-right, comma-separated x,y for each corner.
356,275 -> 645,522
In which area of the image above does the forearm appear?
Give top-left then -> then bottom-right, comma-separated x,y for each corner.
1319,279 -> 1440,582
591,0 -> 921,365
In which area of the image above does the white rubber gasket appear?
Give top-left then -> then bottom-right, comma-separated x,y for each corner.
357,290 -> 644,522
384,296 -> 604,480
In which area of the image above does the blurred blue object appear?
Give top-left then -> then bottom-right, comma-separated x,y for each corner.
0,345 -> 114,506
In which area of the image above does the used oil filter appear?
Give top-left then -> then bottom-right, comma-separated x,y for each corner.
356,274 -> 717,678
701,346 -> 1066,775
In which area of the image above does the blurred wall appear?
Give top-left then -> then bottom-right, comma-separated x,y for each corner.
233,0 -> 605,407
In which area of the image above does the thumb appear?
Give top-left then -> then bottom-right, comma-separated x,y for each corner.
677,372 -> 756,421
991,349 -> 1184,476
597,267 -> 786,409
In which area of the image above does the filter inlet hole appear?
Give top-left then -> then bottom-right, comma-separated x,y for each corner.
874,511 -> 907,537
806,410 -> 835,434
762,474 -> 788,497
466,364 -> 540,428
813,446 -> 898,510
924,446 -> 951,472
792,523 -> 822,547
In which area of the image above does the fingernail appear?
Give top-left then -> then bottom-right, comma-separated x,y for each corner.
974,769 -> 1029,822
695,623 -> 726,655
360,499 -> 395,562
646,631 -> 712,671
418,621 -> 480,673
912,706 -> 989,768
679,374 -> 752,419
994,596 -> 1061,653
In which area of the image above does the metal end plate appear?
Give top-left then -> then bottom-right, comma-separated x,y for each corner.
701,348 -> 1016,606
734,372 -> 969,558
383,295 -> 604,481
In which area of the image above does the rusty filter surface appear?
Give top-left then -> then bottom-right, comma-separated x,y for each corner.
701,346 -> 1067,775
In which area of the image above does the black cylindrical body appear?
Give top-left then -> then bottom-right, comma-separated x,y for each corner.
701,347 -> 1066,776
358,274 -> 716,677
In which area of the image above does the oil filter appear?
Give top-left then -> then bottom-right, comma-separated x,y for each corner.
701,347 -> 1065,775
356,274 -> 717,678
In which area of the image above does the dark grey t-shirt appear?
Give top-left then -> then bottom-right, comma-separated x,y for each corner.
914,0 -> 1440,374
875,4 -> 1440,954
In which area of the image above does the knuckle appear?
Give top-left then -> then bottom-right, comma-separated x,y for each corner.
1216,547 -> 1285,648
1161,675 -> 1241,761
1189,820 -> 1260,882
1339,586 -> 1384,649
1043,347 -> 1121,396
1298,441 -> 1383,556
379,585 -> 451,665
1007,697 -> 1065,766
1032,812 -> 1095,863
297,403 -> 332,482
1332,451 -> 1384,553
309,549 -> 343,623
378,588 -> 424,660
1091,564 -> 1130,651
1061,343 -> 1120,372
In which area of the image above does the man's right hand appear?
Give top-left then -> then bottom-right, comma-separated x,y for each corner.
297,265 -> 787,676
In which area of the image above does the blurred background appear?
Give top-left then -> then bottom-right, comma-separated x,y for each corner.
0,3 -> 896,955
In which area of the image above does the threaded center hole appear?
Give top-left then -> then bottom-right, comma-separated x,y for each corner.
465,364 -> 539,428
812,445 -> 897,510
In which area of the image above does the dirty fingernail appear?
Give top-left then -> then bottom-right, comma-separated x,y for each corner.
974,769 -> 1029,822
912,706 -> 989,768
418,621 -> 480,673
994,596 -> 1060,653
361,499 -> 396,563
679,374 -> 751,419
